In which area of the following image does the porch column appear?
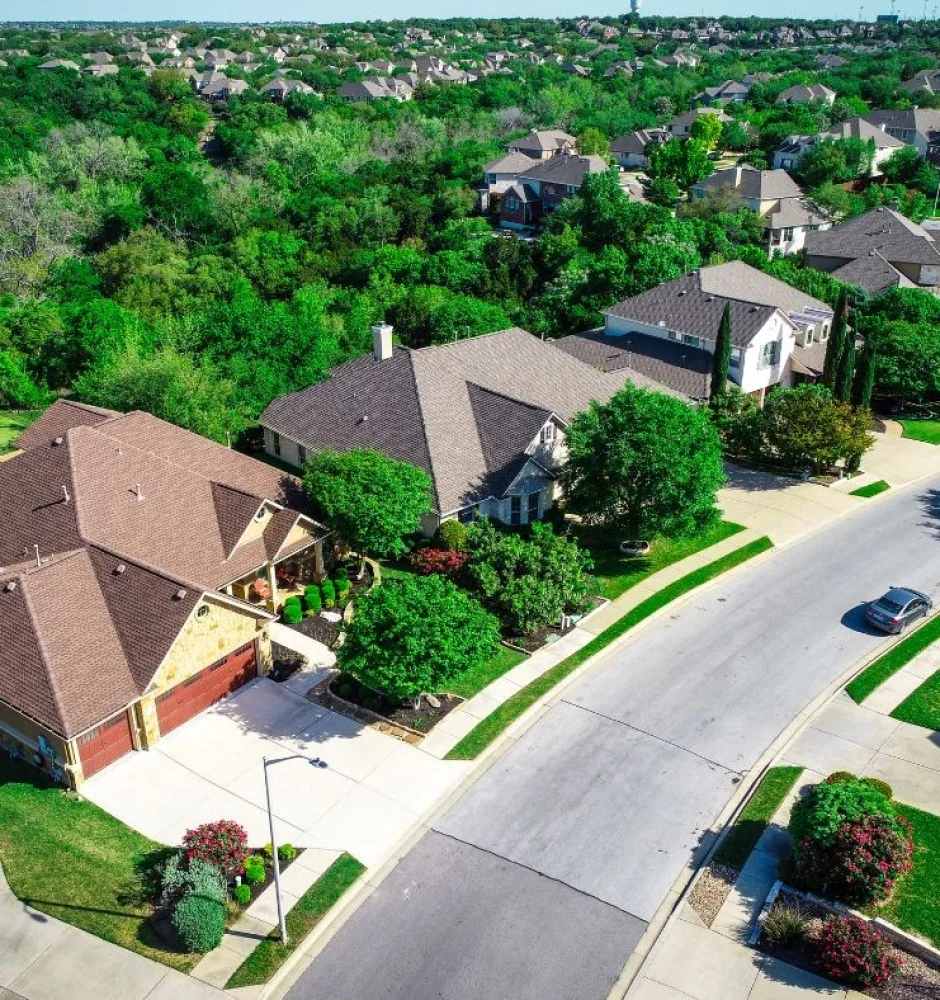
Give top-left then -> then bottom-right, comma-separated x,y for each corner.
266,561 -> 279,608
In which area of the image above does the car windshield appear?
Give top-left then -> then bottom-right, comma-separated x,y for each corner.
875,598 -> 905,615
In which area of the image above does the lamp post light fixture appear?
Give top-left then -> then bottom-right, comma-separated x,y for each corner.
263,753 -> 328,945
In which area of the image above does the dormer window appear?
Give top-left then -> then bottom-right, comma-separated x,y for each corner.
540,423 -> 555,444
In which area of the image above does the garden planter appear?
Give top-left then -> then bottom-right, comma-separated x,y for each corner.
619,540 -> 652,557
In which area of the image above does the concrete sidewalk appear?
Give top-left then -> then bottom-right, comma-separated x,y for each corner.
0,863 -> 225,1000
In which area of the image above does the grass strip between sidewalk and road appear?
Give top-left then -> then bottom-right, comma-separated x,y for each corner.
713,765 -> 804,870
445,535 -> 774,761
846,613 -> 940,704
848,480 -> 890,498
225,852 -> 366,989
891,669 -> 940,731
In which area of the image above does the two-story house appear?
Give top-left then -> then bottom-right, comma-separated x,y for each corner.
555,261 -> 834,402
498,154 -> 608,230
772,118 -> 904,175
665,107 -> 732,139
506,129 -> 577,160
863,108 -> 940,164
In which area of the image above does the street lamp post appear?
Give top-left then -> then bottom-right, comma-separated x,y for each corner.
262,754 -> 328,945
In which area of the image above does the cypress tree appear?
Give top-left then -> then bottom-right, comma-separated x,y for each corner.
852,334 -> 877,409
710,301 -> 732,401
823,290 -> 848,389
835,333 -> 856,403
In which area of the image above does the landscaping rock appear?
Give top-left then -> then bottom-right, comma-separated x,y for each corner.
688,862 -> 737,927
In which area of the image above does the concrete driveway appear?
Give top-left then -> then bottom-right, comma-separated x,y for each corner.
83,679 -> 470,866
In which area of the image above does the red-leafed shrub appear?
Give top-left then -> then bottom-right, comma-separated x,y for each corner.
410,547 -> 469,577
181,820 -> 248,879
815,915 -> 900,988
795,813 -> 913,905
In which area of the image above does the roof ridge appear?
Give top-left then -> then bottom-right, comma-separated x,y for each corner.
464,380 -> 554,415
86,540 -> 207,595
404,350 -> 444,512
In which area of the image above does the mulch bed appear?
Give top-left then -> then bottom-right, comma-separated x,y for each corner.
688,861 -> 738,927
758,891 -> 940,999
232,847 -> 305,910
280,562 -> 373,650
308,673 -> 462,743
506,597 -> 605,653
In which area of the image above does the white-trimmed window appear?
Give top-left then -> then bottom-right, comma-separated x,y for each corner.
298,444 -> 307,465
272,432 -> 281,457
540,423 -> 555,444
729,348 -> 742,369
682,334 -> 700,347
759,340 -> 780,368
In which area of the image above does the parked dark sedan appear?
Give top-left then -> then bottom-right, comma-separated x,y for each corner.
865,587 -> 933,634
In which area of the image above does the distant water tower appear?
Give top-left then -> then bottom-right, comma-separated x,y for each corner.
631,0 -> 643,13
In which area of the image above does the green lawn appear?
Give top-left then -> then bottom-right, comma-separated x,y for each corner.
849,480 -> 890,498
225,853 -> 365,988
846,615 -> 940,704
0,756 -> 195,971
573,520 -> 746,601
713,766 -> 804,870
899,419 -> 940,446
0,409 -> 42,454
445,535 -> 773,760
863,803 -> 940,948
447,644 -> 527,700
891,669 -> 940,730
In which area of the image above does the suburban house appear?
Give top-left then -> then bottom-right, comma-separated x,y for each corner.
555,261 -> 834,401
775,84 -> 836,106
497,154 -> 608,229
772,117 -> 904,175
665,107 -> 732,138
691,166 -> 830,255
339,77 -> 414,101
478,150 -> 538,210
901,69 -> 940,97
804,206 -> 940,295
506,129 -> 577,160
0,401 -> 328,789
611,128 -> 669,169
260,324 -> 664,535
863,108 -> 940,163
693,79 -> 752,105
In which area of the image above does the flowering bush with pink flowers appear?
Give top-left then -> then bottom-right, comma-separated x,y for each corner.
410,547 -> 469,577
181,820 -> 248,880
815,915 -> 900,988
795,813 -> 913,905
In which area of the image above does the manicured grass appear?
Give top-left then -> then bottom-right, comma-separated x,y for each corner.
225,853 -> 365,988
0,755 -> 196,971
849,480 -> 890,498
892,669 -> 940,730
713,766 -> 804,870
864,803 -> 940,948
899,418 -> 940,446
0,409 -> 41,454
447,644 -> 527,700
846,614 -> 940,704
573,520 -> 746,601
445,535 -> 773,760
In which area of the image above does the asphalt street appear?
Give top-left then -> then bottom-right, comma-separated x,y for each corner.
287,476 -> 940,1000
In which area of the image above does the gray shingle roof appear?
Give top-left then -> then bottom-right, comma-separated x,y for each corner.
518,154 -> 608,187
508,129 -> 576,154
694,166 -> 803,202
828,250 -> 916,295
804,207 -> 940,268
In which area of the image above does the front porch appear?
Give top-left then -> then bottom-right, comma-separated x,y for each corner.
227,542 -> 326,613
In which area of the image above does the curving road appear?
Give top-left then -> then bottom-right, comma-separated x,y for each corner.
286,477 -> 940,1000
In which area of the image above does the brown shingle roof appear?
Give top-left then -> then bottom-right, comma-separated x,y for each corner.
14,399 -> 119,451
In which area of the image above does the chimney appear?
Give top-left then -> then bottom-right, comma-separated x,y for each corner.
371,323 -> 394,362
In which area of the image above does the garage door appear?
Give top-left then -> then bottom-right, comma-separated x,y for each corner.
78,710 -> 135,778
156,641 -> 257,737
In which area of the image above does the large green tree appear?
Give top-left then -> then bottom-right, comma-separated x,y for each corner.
562,384 -> 725,538
336,575 -> 500,702
303,448 -> 433,560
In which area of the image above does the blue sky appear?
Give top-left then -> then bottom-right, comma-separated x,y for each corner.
15,0 -> 876,22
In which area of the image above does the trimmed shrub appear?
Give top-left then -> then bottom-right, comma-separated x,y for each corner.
789,779 -> 894,850
282,597 -> 303,624
333,565 -> 349,583
321,579 -> 336,608
182,820 -> 248,880
410,547 -> 469,577
437,520 -> 469,552
304,585 -> 321,613
336,577 -> 351,601
824,771 -> 858,786
233,883 -> 251,905
160,855 -> 226,909
243,856 -> 266,885
763,903 -> 810,947
861,777 -> 893,800
172,892 -> 227,953
279,843 -> 297,862
815,915 -> 900,988
795,813 -> 913,904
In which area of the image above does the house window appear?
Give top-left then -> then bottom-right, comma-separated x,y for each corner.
510,495 -> 522,526
782,227 -> 794,242
197,605 -> 210,618
527,492 -> 540,523
682,334 -> 700,347
458,505 -> 478,524
820,324 -> 829,341
273,432 -> 281,457
668,330 -> 681,341
540,423 -> 555,444
759,340 -> 780,368
729,348 -> 742,369
298,444 -> 307,465
507,197 -> 519,211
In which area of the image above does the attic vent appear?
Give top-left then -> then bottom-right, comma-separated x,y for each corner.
749,306 -> 758,312
52,436 -> 64,446
658,320 -> 667,328
705,295 -> 715,302
114,563 -> 126,575
134,483 -> 145,501
3,581 -> 16,592
173,588 -> 187,601
358,415 -> 369,424
678,290 -> 688,296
